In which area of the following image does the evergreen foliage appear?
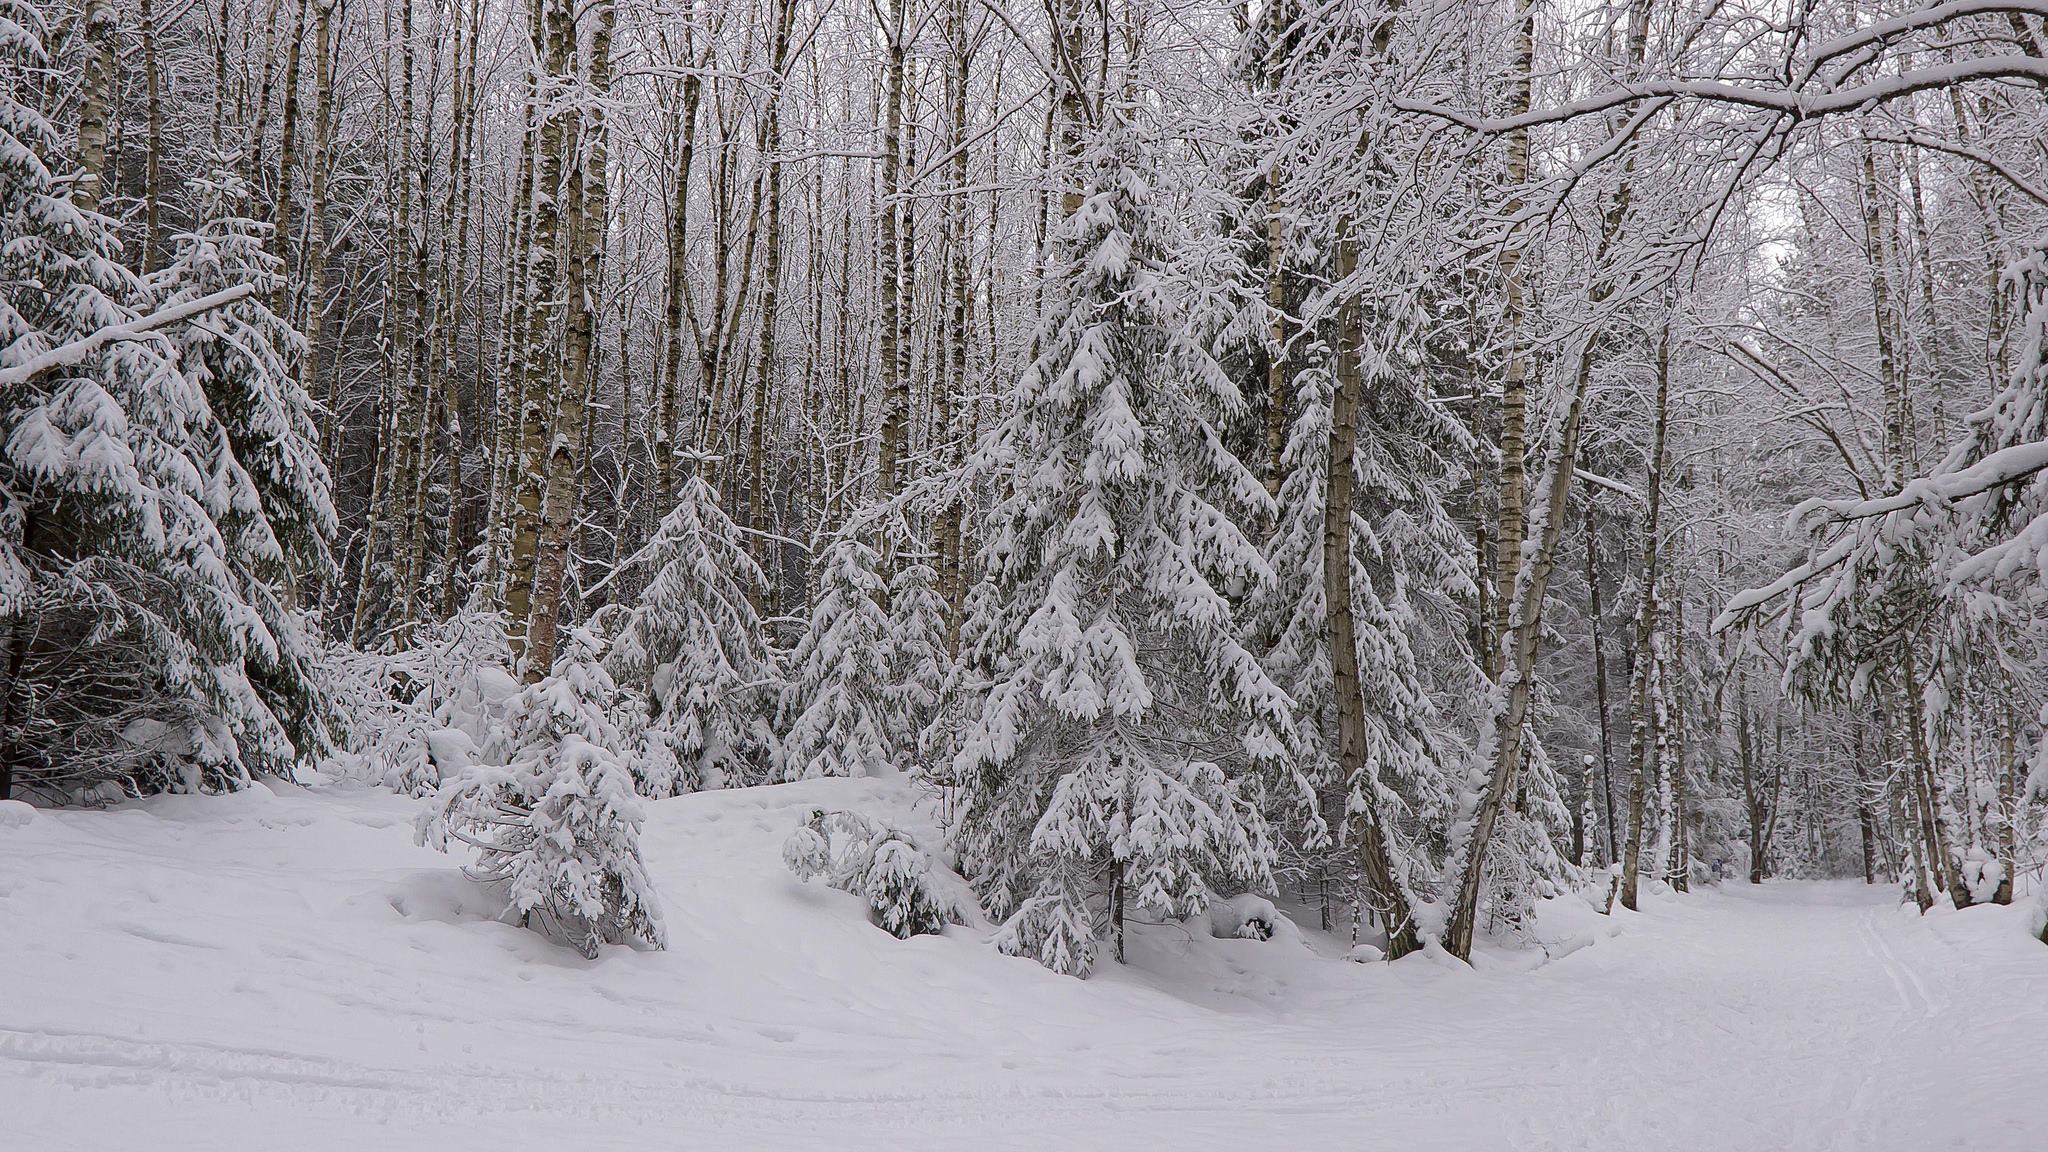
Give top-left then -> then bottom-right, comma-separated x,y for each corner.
777,532 -> 893,781
611,470 -> 780,792
0,7 -> 329,798
949,116 -> 1287,976
418,628 -> 666,956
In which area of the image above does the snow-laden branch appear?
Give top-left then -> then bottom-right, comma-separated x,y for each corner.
1714,442 -> 2048,633
1574,468 -> 1645,504
0,284 -> 255,388
1791,441 -> 2048,525
1392,55 -> 2048,136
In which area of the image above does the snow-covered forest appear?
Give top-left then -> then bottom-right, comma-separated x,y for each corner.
5,0 -> 2048,1145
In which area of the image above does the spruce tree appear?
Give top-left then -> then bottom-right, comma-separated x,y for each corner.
0,4 -> 303,797
883,556 -> 948,770
950,115 -> 1288,976
153,160 -> 337,772
777,531 -> 893,780
610,469 -> 779,792
418,628 -> 666,957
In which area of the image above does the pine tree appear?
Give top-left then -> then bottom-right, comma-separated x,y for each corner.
777,531 -> 892,780
610,469 -> 779,792
0,3 -> 304,797
418,628 -> 666,957
950,115 -> 1288,976
884,556 -> 948,770
153,159 -> 337,773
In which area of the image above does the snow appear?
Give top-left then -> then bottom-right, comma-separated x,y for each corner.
3,776 -> 2044,1150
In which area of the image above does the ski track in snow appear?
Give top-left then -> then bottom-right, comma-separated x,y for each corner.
1,778 -> 2041,1151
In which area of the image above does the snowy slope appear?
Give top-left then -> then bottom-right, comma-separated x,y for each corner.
2,779 -> 2043,1151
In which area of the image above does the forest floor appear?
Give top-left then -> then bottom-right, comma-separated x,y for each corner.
2,776 -> 2042,1151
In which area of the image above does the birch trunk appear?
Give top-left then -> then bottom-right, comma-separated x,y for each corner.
874,4 -> 911,504
504,0 -> 573,658
76,0 -> 114,213
1621,324 -> 1672,912
523,0 -> 614,676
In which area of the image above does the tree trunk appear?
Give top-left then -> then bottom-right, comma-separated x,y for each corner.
1900,649 -> 1967,908
76,0 -> 115,213
874,6 -> 911,505
139,0 -> 164,272
1487,0 -> 1537,679
523,0 -> 613,677
273,0 -> 308,315
1586,504 -> 1618,864
748,0 -> 798,609
505,0 -> 575,663
935,0 -> 976,642
1443,0 -> 1654,960
1620,324 -> 1672,912
1327,227 -> 1421,960
305,0 -> 337,450
1736,693 -> 1767,885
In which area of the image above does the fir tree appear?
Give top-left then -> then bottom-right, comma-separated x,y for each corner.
777,531 -> 893,780
883,556 -> 948,771
0,4 -> 304,797
610,469 -> 779,792
950,115 -> 1288,976
153,160 -> 337,773
418,628 -> 666,957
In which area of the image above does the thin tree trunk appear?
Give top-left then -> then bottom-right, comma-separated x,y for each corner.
1586,504 -> 1618,864
935,0 -> 976,641
657,26 -> 709,511
306,0 -> 337,449
1621,324 -> 1672,912
749,0 -> 798,608
273,0 -> 308,314
1443,0 -> 1654,960
1900,648 -> 1967,908
874,2 -> 911,505
1328,226 -> 1421,960
139,0 -> 164,271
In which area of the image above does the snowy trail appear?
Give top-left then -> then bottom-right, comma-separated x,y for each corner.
3,780 -> 2041,1151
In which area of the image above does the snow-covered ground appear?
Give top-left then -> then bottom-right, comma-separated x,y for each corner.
3,778 -> 2041,1151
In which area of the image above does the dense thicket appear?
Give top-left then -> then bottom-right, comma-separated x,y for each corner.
5,0 -> 2048,961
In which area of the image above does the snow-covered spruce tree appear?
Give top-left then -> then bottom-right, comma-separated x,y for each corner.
0,4 -> 301,799
950,115 -> 1288,977
418,628 -> 666,957
1251,340 -> 1461,937
610,469 -> 780,792
884,556 -> 948,769
152,160 -> 337,773
777,530 -> 893,780
783,807 -> 964,938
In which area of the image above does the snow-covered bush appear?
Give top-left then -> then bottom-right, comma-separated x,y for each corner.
783,807 -> 962,939
323,608 -> 517,794
416,629 -> 665,957
1206,894 -> 1283,941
